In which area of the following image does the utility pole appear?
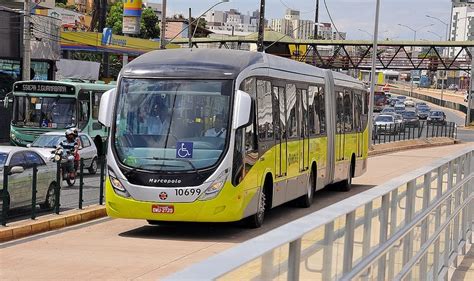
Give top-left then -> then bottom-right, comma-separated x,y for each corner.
467,47 -> 474,127
188,8 -> 192,48
314,0 -> 319,39
367,0 -> 381,149
160,0 -> 167,49
22,0 -> 31,81
257,0 -> 265,52
313,0 -> 319,66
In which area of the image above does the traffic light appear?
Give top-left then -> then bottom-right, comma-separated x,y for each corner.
428,57 -> 439,72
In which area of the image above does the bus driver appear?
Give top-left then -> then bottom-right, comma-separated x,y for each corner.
204,114 -> 226,138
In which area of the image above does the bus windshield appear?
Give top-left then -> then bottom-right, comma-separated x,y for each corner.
12,96 -> 76,129
114,79 -> 232,172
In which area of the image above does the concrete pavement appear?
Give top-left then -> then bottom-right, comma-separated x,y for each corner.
1,143 -> 472,280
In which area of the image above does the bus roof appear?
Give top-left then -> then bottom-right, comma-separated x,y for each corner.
121,49 -> 363,88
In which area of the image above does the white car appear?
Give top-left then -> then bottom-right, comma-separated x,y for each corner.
374,114 -> 397,135
29,132 -> 99,174
404,99 -> 415,107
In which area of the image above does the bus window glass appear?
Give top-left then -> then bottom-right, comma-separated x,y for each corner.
279,87 -> 287,139
13,96 -> 76,129
257,80 -> 273,140
336,91 -> 344,133
272,86 -> 281,140
344,90 -> 353,132
114,79 -> 232,171
301,89 -> 308,137
92,91 -> 104,119
319,86 -> 326,134
354,92 -> 362,132
286,84 -> 297,138
308,86 -> 316,135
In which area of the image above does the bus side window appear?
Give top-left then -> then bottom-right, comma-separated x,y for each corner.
343,89 -> 353,133
286,84 -> 297,138
92,91 -> 104,120
319,86 -> 326,134
78,90 -> 90,129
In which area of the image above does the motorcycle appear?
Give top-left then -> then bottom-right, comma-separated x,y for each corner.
52,146 -> 77,187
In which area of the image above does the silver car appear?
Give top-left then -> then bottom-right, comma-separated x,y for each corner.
0,147 -> 57,210
29,132 -> 99,174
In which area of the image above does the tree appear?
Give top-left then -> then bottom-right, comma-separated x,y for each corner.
140,7 -> 160,39
105,2 -> 160,39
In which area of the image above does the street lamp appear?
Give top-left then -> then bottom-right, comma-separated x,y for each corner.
367,0 -> 381,150
425,15 -> 449,41
427,30 -> 443,41
166,0 -> 230,47
398,23 -> 434,97
397,23 -> 434,41
358,28 -> 389,40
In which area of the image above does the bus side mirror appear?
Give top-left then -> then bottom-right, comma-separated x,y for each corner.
233,90 -> 252,129
98,88 -> 116,127
3,92 -> 12,108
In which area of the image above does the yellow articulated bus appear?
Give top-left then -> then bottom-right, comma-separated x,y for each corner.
98,49 -> 369,228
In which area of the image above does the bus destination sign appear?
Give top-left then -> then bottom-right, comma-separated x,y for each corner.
14,83 -> 75,95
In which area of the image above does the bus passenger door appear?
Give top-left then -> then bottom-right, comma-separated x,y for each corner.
299,89 -> 309,171
272,86 -> 287,207
279,87 -> 288,177
336,91 -> 345,163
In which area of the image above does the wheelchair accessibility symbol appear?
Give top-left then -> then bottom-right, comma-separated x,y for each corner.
176,142 -> 193,159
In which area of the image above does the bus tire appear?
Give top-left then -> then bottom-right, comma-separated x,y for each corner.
339,156 -> 355,192
297,167 -> 316,208
244,188 -> 266,229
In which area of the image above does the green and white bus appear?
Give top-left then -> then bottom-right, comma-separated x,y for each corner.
7,80 -> 114,153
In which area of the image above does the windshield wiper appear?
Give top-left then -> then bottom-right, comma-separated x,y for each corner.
142,157 -> 203,180
123,157 -> 203,180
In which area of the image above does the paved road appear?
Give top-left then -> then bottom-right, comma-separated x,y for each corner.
380,93 -> 474,143
1,143 -> 472,280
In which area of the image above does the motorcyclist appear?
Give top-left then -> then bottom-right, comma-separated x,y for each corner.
60,129 -> 78,179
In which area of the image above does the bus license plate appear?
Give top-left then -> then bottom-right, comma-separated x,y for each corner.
152,205 -> 174,214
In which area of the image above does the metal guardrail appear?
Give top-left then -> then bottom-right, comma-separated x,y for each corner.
167,146 -> 474,280
0,156 -> 106,226
372,120 -> 456,145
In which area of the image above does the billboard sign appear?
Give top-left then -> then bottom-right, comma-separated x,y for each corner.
123,0 -> 142,35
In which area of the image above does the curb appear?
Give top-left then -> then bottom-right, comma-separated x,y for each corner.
369,138 -> 457,156
0,205 -> 106,243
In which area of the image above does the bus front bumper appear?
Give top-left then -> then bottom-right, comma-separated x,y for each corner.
105,179 -> 258,223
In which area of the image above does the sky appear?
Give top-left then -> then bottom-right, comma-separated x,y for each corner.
150,0 -> 453,40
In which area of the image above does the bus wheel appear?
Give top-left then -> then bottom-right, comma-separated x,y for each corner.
297,169 -> 315,208
339,160 -> 354,192
244,189 -> 266,228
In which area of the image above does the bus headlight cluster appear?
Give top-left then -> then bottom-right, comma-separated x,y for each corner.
199,170 -> 228,201
109,173 -> 130,198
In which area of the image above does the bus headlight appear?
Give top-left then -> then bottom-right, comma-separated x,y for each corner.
199,171 -> 228,201
109,174 -> 130,198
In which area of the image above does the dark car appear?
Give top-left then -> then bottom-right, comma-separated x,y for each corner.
402,111 -> 420,127
416,107 -> 430,119
427,111 -> 447,125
